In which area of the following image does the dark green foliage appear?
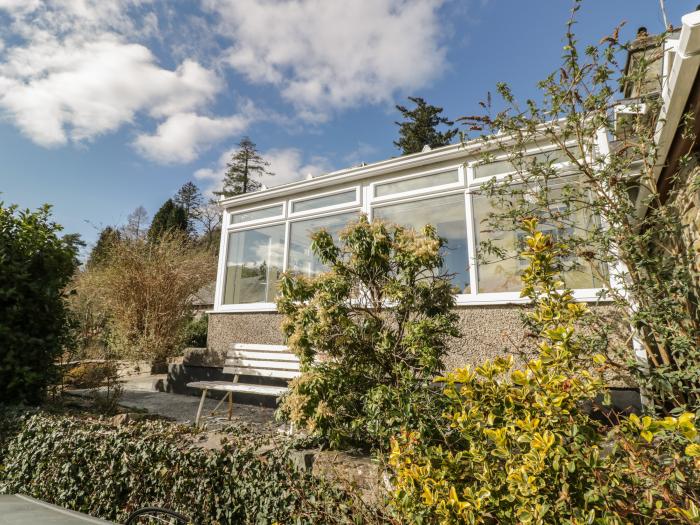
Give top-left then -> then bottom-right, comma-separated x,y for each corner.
180,315 -> 208,348
215,137 -> 273,197
277,216 -> 459,450
0,203 -> 79,404
394,96 -> 458,155
0,412 -> 393,524
147,199 -> 188,241
87,226 -> 121,269
173,182 -> 202,234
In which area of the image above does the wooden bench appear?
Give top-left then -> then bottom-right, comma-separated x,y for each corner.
186,343 -> 300,426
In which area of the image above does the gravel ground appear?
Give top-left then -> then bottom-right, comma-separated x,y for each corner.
116,388 -> 281,432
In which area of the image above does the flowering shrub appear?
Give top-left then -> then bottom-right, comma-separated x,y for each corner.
389,220 -> 700,524
277,215 -> 459,450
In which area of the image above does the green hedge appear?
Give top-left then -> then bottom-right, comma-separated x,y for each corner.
0,411 -> 391,524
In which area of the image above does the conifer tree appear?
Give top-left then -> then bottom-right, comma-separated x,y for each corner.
87,226 -> 121,269
215,137 -> 273,197
147,199 -> 188,241
174,181 -> 203,234
394,96 -> 458,155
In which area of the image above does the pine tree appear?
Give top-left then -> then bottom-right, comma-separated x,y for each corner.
215,137 -> 273,197
147,199 -> 188,241
174,181 -> 203,234
394,96 -> 458,155
87,226 -> 121,269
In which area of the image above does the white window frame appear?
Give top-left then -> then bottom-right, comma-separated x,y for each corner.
369,164 -> 465,204
212,137 -> 613,313
288,186 -> 360,218
371,186 -> 473,302
215,218 -> 288,313
467,143 -> 582,186
228,201 -> 286,228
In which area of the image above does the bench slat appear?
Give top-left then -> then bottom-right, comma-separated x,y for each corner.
222,366 -> 301,379
233,343 -> 289,352
230,350 -> 299,362
186,381 -> 288,396
226,358 -> 301,370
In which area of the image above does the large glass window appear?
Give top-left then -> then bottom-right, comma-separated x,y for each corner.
373,193 -> 470,294
223,224 -> 285,304
288,212 -> 357,277
291,189 -> 356,213
230,204 -> 283,225
374,170 -> 459,198
472,180 -> 604,293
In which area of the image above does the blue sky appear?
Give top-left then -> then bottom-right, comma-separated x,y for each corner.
0,0 -> 695,254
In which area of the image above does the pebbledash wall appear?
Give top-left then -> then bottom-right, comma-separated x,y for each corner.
208,305 -> 531,372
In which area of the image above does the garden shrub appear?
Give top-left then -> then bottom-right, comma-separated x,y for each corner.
0,203 -> 80,404
0,411 -> 394,524
63,362 -> 118,389
277,215 -> 459,450
389,221 -> 700,524
181,314 -> 209,348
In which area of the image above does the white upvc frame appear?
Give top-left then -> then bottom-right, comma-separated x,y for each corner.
215,218 -> 288,313
369,164 -> 465,204
466,142 -> 582,186
288,185 -> 360,218
213,138 -> 614,313
227,201 -> 286,228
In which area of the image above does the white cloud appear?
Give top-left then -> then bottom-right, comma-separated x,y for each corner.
134,111 -> 251,164
195,146 -> 333,196
204,0 -> 447,118
0,0 -> 250,162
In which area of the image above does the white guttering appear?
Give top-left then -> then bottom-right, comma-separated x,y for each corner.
638,10 -> 700,217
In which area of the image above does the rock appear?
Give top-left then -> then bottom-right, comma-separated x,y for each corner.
312,450 -> 388,506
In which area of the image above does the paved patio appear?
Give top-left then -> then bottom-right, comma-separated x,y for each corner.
0,495 -> 112,524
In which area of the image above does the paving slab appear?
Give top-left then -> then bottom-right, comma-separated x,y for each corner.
0,495 -> 112,524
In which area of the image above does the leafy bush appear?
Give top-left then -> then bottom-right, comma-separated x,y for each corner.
389,221 -> 700,524
0,203 -> 79,404
63,362 -> 117,389
181,315 -> 208,348
0,411 -> 394,524
277,215 -> 459,450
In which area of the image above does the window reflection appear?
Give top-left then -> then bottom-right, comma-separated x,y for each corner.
373,194 -> 470,293
288,212 -> 357,278
223,224 -> 285,304
472,179 -> 605,293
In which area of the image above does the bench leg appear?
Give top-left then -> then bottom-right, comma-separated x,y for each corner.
227,392 -> 233,420
195,389 -> 207,427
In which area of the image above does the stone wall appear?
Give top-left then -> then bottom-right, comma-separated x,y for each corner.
676,163 -> 700,291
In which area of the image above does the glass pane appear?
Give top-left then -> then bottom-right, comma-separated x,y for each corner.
375,170 -> 459,197
472,179 -> 604,293
473,147 -> 578,180
288,212 -> 357,278
230,204 -> 283,225
292,190 -> 356,213
373,194 -> 470,294
223,224 -> 285,304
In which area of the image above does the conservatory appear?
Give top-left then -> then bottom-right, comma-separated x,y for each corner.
212,138 -> 608,315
